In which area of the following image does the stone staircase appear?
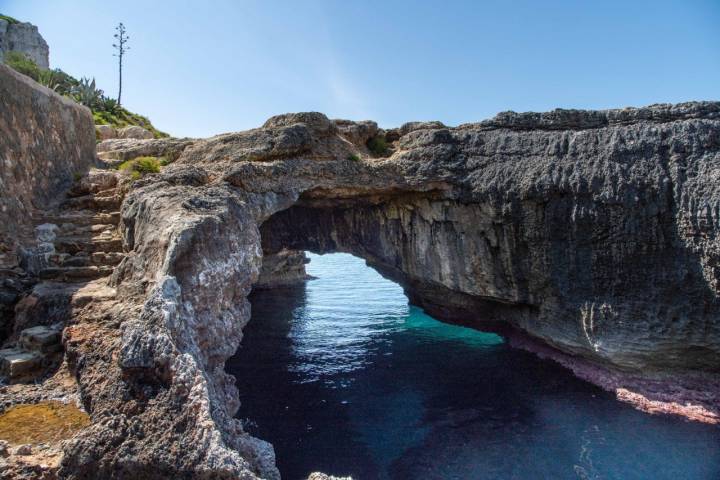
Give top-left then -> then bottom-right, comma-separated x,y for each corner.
0,169 -> 126,382
0,324 -> 62,380
37,171 -> 124,283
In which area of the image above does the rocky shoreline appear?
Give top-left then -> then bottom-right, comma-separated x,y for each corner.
508,331 -> 719,424
1,60 -> 719,478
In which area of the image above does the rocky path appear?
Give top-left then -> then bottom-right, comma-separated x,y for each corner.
0,167 -> 128,478
37,172 -> 124,284
0,169 -> 125,383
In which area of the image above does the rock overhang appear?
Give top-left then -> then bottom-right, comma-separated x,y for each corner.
5,96 -> 720,478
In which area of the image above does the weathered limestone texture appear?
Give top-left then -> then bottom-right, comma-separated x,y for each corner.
0,19 -> 49,68
116,125 -> 153,140
96,137 -> 194,166
72,103 -> 717,478
254,249 -> 311,288
2,92 -> 719,478
0,64 -> 95,268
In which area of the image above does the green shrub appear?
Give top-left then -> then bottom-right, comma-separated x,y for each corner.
367,135 -> 390,157
4,51 -> 41,80
37,69 -> 61,91
98,96 -> 119,114
37,68 -> 78,95
0,14 -> 20,24
134,156 -> 161,174
36,69 -> 78,94
117,156 -> 162,180
71,77 -> 103,109
92,106 -> 168,138
347,153 -> 361,161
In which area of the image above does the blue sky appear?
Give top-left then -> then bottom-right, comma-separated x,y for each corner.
4,0 -> 719,138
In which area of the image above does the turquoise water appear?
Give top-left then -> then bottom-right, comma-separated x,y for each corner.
227,253 -> 720,480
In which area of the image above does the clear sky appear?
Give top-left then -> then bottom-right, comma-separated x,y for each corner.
4,0 -> 719,138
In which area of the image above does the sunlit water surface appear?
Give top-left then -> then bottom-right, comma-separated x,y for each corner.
227,253 -> 720,480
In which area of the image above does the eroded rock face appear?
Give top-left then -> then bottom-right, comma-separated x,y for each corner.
8,104 -> 717,478
95,125 -> 117,141
254,250 -> 311,289
117,125 -> 154,140
0,19 -> 49,69
96,137 -> 195,166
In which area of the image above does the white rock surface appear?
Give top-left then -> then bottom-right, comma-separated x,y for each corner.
0,19 -> 49,68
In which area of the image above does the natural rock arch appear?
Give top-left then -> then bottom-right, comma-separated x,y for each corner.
59,106 -> 720,479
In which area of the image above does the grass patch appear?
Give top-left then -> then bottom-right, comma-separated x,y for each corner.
117,156 -> 162,180
0,401 -> 90,445
367,135 -> 390,157
93,108 -> 168,139
0,14 -> 20,24
4,51 -> 41,80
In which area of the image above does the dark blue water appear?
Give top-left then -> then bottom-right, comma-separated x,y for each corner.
227,253 -> 720,480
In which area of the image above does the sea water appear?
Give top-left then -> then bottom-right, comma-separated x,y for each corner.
226,253 -> 720,480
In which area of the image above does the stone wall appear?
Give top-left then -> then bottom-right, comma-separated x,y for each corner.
0,19 -> 49,68
0,64 -> 95,268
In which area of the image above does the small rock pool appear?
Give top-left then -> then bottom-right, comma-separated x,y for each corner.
226,253 -> 720,480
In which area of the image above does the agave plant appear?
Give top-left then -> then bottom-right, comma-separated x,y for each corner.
71,77 -> 104,109
37,69 -> 63,92
99,96 -> 120,114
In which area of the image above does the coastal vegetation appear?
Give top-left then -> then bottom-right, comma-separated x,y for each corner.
117,156 -> 166,179
0,13 -> 19,24
367,134 -> 390,157
2,17 -> 167,138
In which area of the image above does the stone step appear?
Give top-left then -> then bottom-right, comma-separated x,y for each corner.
68,169 -> 120,196
35,211 -> 121,227
39,265 -> 114,282
57,223 -> 117,237
48,253 -> 89,268
97,152 -> 124,166
0,348 -> 43,380
90,251 -> 125,266
55,235 -> 123,255
24,280 -> 117,310
19,325 -> 62,353
47,251 -> 124,268
62,193 -> 122,211
68,185 -> 119,199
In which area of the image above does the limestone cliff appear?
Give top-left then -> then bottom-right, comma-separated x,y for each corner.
254,250 -> 311,289
64,105 -> 719,478
0,18 -> 49,68
1,65 -> 719,479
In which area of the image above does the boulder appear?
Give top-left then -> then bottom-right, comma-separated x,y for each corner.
334,119 -> 378,145
95,125 -> 117,141
117,126 -> 154,140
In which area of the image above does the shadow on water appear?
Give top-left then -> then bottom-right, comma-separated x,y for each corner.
226,253 -> 720,480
